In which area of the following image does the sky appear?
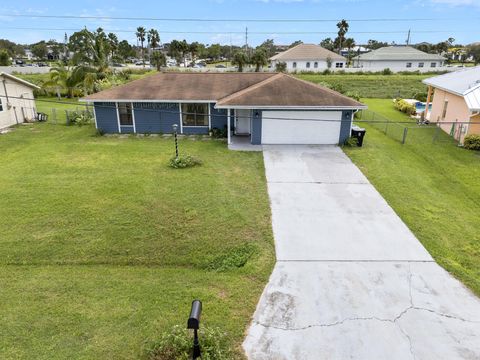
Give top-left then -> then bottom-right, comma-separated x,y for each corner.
0,0 -> 479,46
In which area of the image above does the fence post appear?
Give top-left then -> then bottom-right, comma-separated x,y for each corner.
433,122 -> 440,143
402,127 -> 408,144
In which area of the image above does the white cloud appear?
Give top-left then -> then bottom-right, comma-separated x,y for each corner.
430,0 -> 480,6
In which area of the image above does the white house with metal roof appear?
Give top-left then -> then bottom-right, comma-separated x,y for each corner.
0,72 -> 40,130
423,66 -> 480,143
269,44 -> 347,72
352,46 -> 446,72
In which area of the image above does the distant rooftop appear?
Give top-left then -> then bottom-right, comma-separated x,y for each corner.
270,43 -> 345,61
353,46 -> 445,61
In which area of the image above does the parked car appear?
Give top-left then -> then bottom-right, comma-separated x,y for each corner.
215,64 -> 226,69
112,63 -> 125,67
37,62 -> 48,67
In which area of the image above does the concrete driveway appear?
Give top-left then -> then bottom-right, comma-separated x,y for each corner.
244,145 -> 480,360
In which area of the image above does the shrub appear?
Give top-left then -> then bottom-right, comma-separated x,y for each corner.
382,68 -> 393,75
343,136 -> 359,147
67,110 -> 94,126
322,69 -> 332,75
211,127 -> 227,138
394,98 -> 416,116
345,91 -> 360,101
275,61 -> 287,72
413,92 -> 428,102
169,155 -> 202,169
147,325 -> 234,360
464,134 -> 480,150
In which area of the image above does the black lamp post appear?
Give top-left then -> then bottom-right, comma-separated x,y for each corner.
187,300 -> 202,360
172,123 -> 179,159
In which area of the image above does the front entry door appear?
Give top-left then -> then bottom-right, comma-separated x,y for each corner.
235,109 -> 251,135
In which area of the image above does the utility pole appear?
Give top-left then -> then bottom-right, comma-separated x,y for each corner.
245,27 -> 248,55
406,29 -> 411,46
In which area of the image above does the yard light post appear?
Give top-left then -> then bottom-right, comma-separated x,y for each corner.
187,300 -> 202,360
172,123 -> 179,159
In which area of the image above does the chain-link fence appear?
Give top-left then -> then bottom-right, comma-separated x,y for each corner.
355,109 -> 462,146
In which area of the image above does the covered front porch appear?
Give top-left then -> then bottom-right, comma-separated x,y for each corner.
228,135 -> 263,151
226,108 -> 261,147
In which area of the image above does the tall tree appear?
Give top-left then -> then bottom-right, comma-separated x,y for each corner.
136,27 -> 146,66
289,40 -> 303,48
335,19 -> 349,53
343,38 -> 356,64
189,42 -> 200,63
32,41 -> 48,60
251,48 -> 268,72
147,29 -> 160,60
258,39 -> 276,58
118,40 -> 135,61
107,33 -> 119,60
151,51 -> 167,71
232,51 -> 248,72
367,39 -> 388,50
320,38 -> 335,51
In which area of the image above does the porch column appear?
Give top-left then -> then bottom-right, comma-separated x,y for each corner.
425,85 -> 432,118
227,108 -> 231,145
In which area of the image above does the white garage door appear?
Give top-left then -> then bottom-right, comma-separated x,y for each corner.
261,111 -> 342,145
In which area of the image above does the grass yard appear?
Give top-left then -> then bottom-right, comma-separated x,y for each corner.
0,122 -> 275,359
344,98 -> 480,296
297,74 -> 430,98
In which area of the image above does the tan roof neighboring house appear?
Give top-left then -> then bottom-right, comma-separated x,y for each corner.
270,44 -> 346,62
84,72 -> 364,109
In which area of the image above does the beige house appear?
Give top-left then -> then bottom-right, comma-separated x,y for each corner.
0,72 -> 40,130
423,66 -> 480,143
269,44 -> 347,72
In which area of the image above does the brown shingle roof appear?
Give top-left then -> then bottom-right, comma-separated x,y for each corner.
83,72 -> 276,101
270,44 -> 346,61
83,72 -> 365,109
216,73 -> 365,109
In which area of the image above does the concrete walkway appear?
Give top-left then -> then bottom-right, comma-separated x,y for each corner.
244,145 -> 480,360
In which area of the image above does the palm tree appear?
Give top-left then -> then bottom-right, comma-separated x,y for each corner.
336,19 -> 349,54
136,27 -> 146,66
232,51 -> 248,72
107,33 -> 119,60
147,29 -> 160,60
251,48 -> 268,72
44,64 -> 97,98
343,38 -> 355,65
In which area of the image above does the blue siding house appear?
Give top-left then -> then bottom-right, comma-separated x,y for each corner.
83,73 -> 366,145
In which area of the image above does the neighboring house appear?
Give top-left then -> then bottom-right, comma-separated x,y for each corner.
82,72 -> 366,145
423,66 -> 480,143
352,46 -> 445,72
269,44 -> 347,72
0,72 -> 40,130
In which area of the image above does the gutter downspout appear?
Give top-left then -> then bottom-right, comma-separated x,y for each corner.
2,79 -> 9,104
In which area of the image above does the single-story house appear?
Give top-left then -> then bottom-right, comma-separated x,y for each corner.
0,72 -> 40,130
423,66 -> 480,143
269,44 -> 347,72
82,72 -> 366,145
352,46 -> 445,72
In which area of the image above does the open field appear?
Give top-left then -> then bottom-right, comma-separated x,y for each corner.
345,98 -> 480,296
297,74 -> 430,98
0,121 -> 274,359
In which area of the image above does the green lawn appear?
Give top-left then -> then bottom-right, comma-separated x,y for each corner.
344,99 -> 480,296
0,122 -> 274,359
297,74 -> 430,98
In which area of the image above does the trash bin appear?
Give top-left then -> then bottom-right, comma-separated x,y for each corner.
36,112 -> 48,122
351,126 -> 366,147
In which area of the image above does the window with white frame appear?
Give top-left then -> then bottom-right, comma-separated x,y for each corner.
0,98 -> 3,112
406,62 -> 412,68
292,62 -> 297,69
431,62 -> 437,68
306,62 -> 311,68
182,103 -> 208,126
335,62 -> 343,68
314,62 -> 318,68
118,103 -> 133,125
418,62 -> 424,68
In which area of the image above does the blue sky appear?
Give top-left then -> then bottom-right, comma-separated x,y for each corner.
0,0 -> 479,46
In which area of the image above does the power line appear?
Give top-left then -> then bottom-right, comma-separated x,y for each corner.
0,13 -> 477,23
0,27 -> 469,35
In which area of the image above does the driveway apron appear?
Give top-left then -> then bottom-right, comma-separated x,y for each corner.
243,145 -> 480,360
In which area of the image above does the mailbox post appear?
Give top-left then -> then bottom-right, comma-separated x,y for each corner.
187,300 -> 202,360
172,123 -> 179,159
